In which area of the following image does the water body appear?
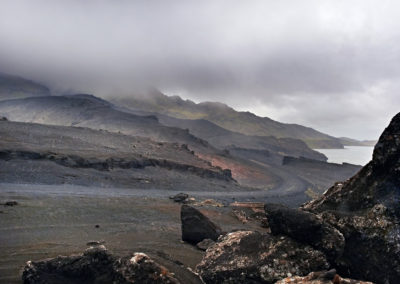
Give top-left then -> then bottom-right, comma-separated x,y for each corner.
315,146 -> 374,166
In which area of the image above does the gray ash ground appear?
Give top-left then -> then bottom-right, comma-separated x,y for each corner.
0,183 -> 267,284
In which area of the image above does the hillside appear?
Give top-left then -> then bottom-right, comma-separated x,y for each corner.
112,90 -> 344,149
0,95 -> 283,190
0,73 -> 50,101
339,137 -> 377,147
116,107 -> 327,163
0,120 -> 240,191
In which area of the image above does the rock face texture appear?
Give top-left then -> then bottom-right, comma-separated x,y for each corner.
275,270 -> 374,284
22,246 -> 180,284
196,231 -> 329,284
181,205 -> 222,245
264,203 -> 345,262
302,112 -> 400,284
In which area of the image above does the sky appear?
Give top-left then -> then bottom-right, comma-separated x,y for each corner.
0,0 -> 399,140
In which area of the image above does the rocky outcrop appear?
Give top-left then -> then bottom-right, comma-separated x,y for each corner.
181,205 -> 222,245
22,245 -> 180,284
196,231 -> 329,284
301,112 -> 400,284
275,270 -> 374,284
264,203 -> 345,262
0,149 -> 234,181
304,112 -> 400,214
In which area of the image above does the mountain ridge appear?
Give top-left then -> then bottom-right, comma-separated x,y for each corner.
111,90 -> 344,149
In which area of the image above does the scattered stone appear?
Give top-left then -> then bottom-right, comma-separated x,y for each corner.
196,199 -> 224,207
22,246 -> 180,283
275,269 -> 374,284
196,239 -> 215,251
86,240 -> 105,246
232,209 -> 248,223
264,203 -> 345,262
181,205 -> 222,245
4,201 -> 18,206
170,193 -> 189,203
186,197 -> 196,204
196,231 -> 329,284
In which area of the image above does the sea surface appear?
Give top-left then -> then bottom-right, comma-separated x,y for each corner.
315,146 -> 374,166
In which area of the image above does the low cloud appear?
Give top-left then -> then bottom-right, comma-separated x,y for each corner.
1,0 -> 399,139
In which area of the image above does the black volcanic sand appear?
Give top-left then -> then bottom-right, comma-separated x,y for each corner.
0,184 -> 267,284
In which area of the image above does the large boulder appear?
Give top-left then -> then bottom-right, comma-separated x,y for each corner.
196,231 -> 329,284
181,205 -> 222,245
275,270 -> 374,284
22,245 -> 180,284
302,112 -> 400,284
264,203 -> 345,262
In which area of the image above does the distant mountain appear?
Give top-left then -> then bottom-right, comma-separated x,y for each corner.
0,73 -> 50,101
112,90 -> 344,149
116,107 -> 327,163
338,137 -> 377,147
0,75 -> 359,196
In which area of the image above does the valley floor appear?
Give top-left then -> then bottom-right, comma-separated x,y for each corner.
0,183 -> 273,284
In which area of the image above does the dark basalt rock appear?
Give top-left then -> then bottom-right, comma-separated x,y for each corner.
22,245 -> 180,284
302,112 -> 400,284
181,205 -> 222,245
275,269 -> 374,284
4,201 -> 18,206
264,203 -> 345,262
196,231 -> 329,284
169,193 -> 189,203
0,116 -> 7,121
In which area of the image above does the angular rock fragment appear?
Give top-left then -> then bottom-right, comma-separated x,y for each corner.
22,245 -> 180,284
196,230 -> 329,284
170,193 -> 189,203
181,205 -> 222,245
264,203 -> 345,262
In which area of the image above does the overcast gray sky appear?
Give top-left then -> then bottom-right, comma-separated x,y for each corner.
1,0 -> 399,140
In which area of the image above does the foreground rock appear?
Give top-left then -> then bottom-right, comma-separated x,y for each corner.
181,205 -> 222,245
302,112 -> 400,284
22,245 -> 180,284
275,270 -> 374,284
196,231 -> 329,284
264,203 -> 344,262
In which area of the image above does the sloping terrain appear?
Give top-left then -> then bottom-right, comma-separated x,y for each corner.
0,93 -> 361,194
338,137 -> 377,146
0,73 -> 50,101
0,120 -> 244,191
0,95 -> 210,150
0,95 -> 285,190
112,90 -> 344,149
118,109 -> 327,163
